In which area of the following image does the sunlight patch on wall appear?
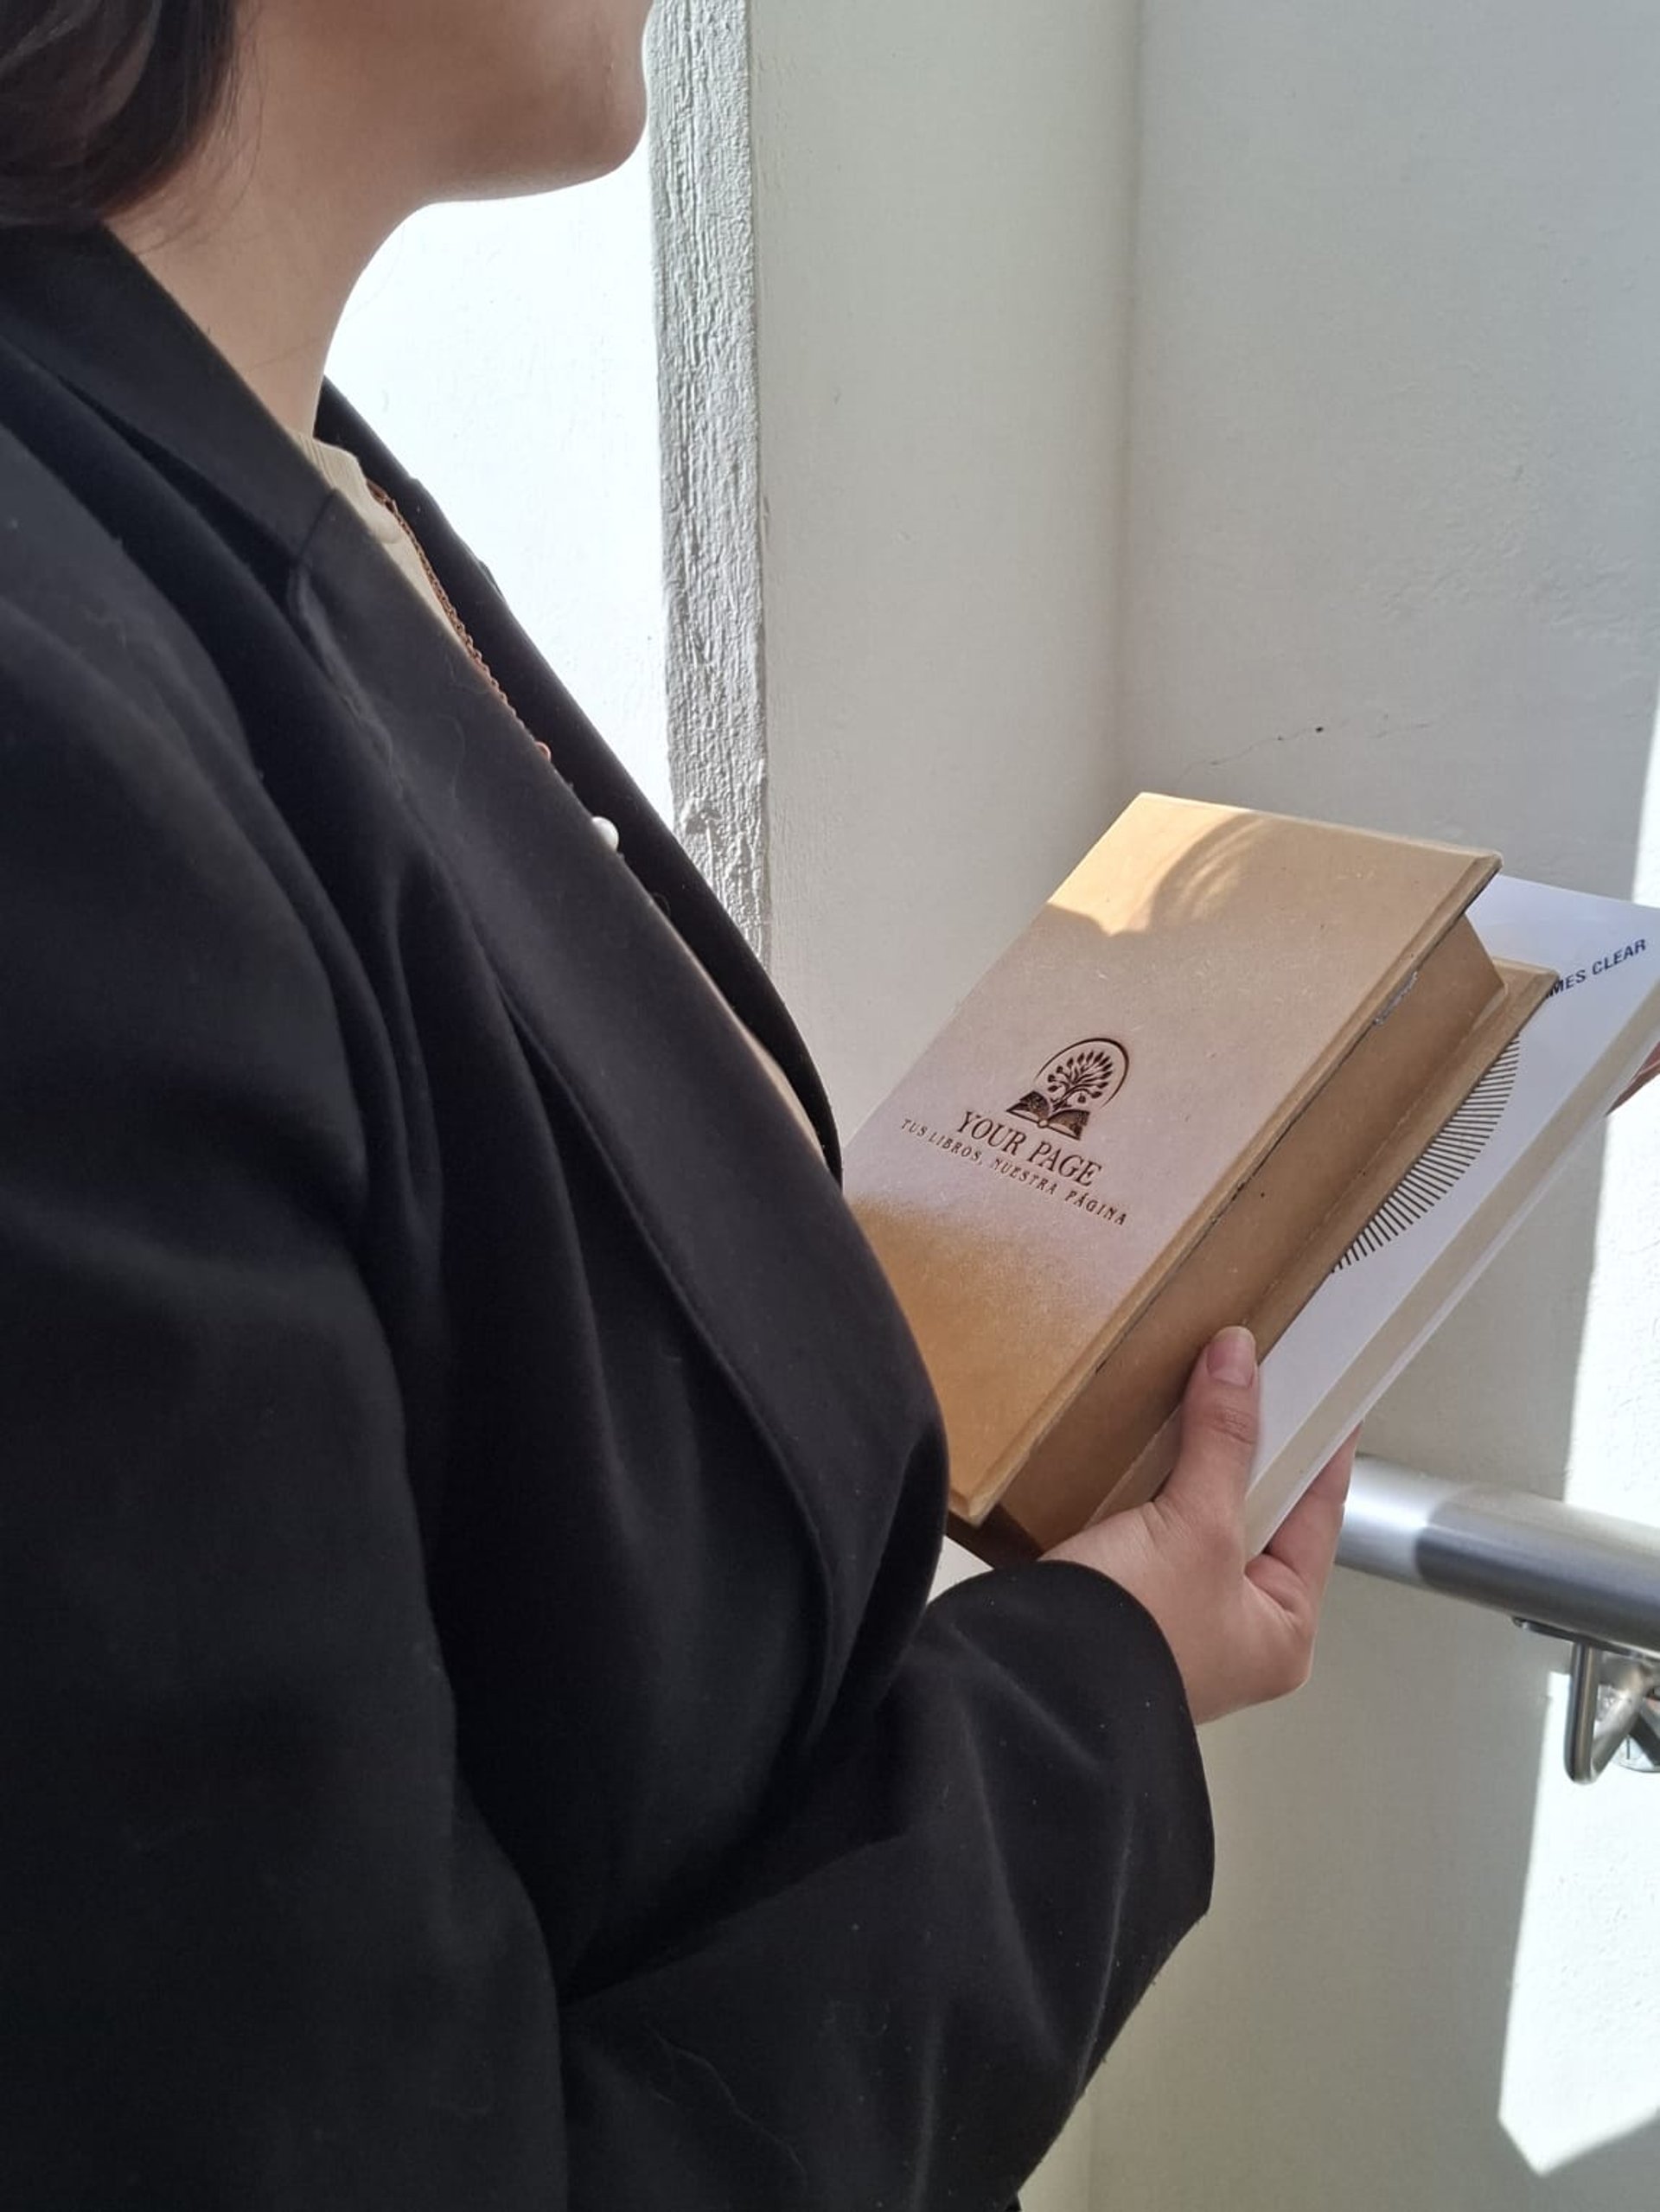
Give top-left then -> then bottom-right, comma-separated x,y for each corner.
1499,1679 -> 1660,2173
1499,700 -> 1660,2175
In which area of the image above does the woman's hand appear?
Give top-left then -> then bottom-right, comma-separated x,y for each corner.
1043,1328 -> 1356,1724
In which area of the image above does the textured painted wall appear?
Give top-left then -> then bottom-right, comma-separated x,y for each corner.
649,0 -> 770,954
1082,7 -> 1660,2207
330,163 -> 669,813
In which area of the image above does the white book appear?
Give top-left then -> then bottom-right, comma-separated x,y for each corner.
1245,874 -> 1660,1554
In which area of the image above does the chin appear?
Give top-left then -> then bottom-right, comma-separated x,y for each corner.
559,74 -> 651,187
450,36 -> 652,200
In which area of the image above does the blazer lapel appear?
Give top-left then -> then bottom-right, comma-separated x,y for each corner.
290,506 -> 930,1705
313,388 -> 844,1179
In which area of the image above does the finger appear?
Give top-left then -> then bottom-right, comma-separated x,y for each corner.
1249,1429 -> 1357,1610
1160,1327 -> 1261,1522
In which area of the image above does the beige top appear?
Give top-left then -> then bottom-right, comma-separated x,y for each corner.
301,438 -> 459,631
299,437 -> 825,1163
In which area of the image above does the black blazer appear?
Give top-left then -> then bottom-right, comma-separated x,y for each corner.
0,227 -> 1210,2210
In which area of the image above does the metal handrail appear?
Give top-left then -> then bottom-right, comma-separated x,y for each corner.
1338,1456 -> 1660,1659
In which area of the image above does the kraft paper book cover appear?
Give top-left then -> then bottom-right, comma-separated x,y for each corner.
844,794 -> 1552,1555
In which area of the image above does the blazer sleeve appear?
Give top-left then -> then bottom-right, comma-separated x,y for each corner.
563,1563 -> 1211,2210
0,607 -> 1210,2212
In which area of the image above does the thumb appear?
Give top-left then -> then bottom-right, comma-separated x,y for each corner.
1161,1327 -> 1261,1520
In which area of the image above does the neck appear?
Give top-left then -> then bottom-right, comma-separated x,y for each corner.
110,24 -> 418,441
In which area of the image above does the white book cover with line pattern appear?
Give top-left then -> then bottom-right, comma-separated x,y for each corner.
1244,873 -> 1660,1553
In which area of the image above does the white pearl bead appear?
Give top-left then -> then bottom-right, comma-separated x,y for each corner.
591,815 -> 622,853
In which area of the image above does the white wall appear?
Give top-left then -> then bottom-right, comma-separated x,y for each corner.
330,160 -> 669,815
750,0 -> 1143,1133
1080,6 -> 1660,2208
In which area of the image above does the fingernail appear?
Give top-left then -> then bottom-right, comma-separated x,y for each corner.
1207,1327 -> 1257,1386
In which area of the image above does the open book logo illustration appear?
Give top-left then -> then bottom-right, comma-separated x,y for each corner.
1008,1039 -> 1130,1141
1336,1037 -> 1521,1270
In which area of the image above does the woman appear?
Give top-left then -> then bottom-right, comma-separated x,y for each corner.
0,4 -> 1354,2205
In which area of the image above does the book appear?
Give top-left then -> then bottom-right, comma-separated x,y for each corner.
844,795 -> 1552,1556
1235,873 -> 1660,1555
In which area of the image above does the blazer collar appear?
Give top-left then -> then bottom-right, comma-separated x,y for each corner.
0,224 -> 841,1172
0,224 -> 334,563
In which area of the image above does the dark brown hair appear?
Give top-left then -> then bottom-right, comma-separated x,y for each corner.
0,2 -> 239,228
